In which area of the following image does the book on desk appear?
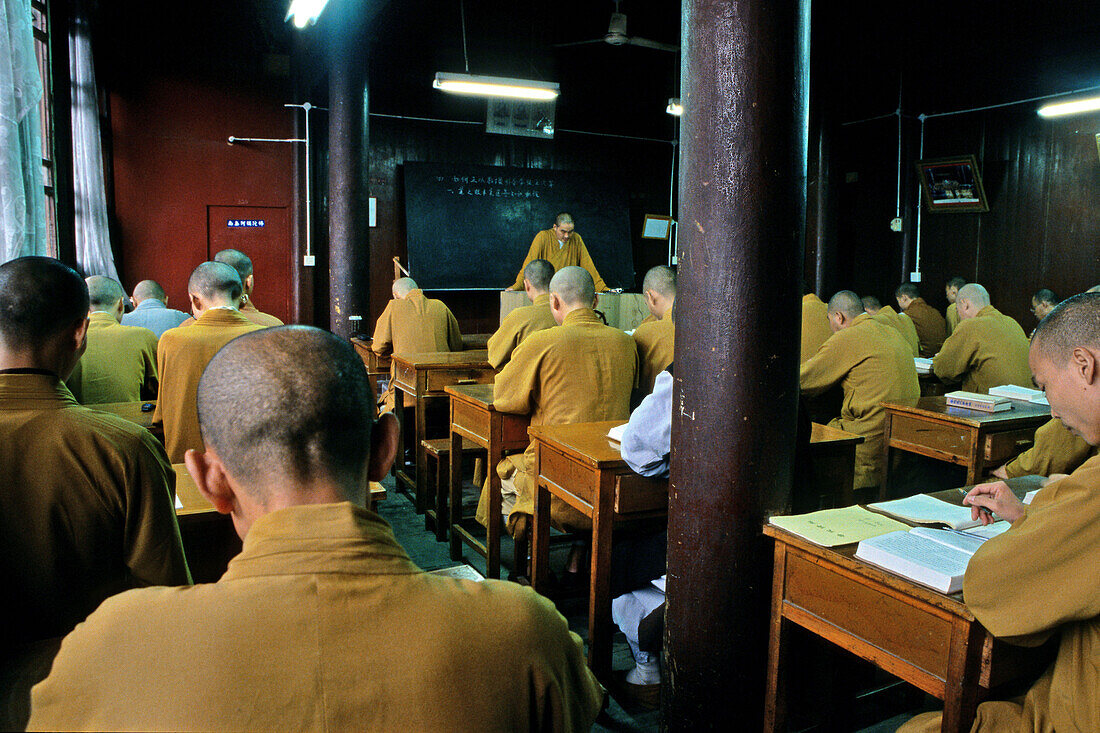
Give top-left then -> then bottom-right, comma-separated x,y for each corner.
945,390 -> 1012,412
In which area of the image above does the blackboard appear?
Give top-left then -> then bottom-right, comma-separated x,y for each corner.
403,162 -> 634,290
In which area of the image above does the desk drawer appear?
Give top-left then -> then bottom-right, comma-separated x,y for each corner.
984,428 -> 1035,464
393,362 -> 417,392
426,367 -> 494,393
889,413 -> 970,459
614,473 -> 669,515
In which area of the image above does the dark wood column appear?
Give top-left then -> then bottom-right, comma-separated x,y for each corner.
664,0 -> 810,728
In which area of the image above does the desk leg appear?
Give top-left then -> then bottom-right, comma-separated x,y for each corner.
484,443 -> 502,580
587,474 -> 615,681
880,412 -> 894,501
447,426 -> 464,560
941,617 -> 984,733
764,541 -> 789,733
966,429 -> 982,486
414,395 -> 428,513
531,478 -> 550,594
392,388 -> 405,479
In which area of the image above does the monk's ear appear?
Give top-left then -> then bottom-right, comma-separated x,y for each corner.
184,446 -> 236,515
367,413 -> 399,481
591,293 -> 599,310
189,292 -> 203,315
1071,347 -> 1098,385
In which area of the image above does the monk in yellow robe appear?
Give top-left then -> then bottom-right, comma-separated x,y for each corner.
153,262 -> 266,462
632,265 -> 675,395
509,212 -> 609,291
932,283 -> 1032,394
66,276 -> 158,404
991,416 -> 1097,479
944,276 -> 965,334
800,292 -> 832,363
896,283 -> 947,357
28,327 -> 604,732
487,259 -> 557,370
178,249 -> 284,328
800,290 -> 920,489
479,266 -> 637,539
371,276 -> 463,411
0,258 -> 188,729
900,291 -> 1100,733
863,295 -> 919,357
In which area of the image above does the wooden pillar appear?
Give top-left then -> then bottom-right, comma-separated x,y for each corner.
664,0 -> 809,728
326,11 -> 370,337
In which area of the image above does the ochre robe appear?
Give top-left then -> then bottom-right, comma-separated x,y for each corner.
28,503 -> 604,732
240,300 -> 284,327
932,305 -> 1031,394
800,293 -> 832,364
486,292 -> 557,370
899,455 -> 1100,733
903,297 -> 947,357
945,301 -> 960,335
66,312 -> 158,404
511,229 -> 609,291
632,308 -> 674,395
1002,417 -> 1097,479
870,305 -> 919,357
153,309 -> 266,462
479,308 -> 637,534
800,313 -> 920,489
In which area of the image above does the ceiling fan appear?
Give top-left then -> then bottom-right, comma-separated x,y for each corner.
553,0 -> 679,54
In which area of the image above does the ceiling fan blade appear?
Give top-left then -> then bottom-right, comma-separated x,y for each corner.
551,38 -> 606,48
627,36 -> 680,53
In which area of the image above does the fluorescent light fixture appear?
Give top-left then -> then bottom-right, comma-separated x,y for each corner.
285,0 -> 329,29
433,73 -> 559,101
1037,96 -> 1100,118
666,98 -> 682,116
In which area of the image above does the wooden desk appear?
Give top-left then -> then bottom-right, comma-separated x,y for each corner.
528,421 -> 669,680
883,397 -> 1049,489
763,525 -> 1052,732
391,351 -> 494,512
445,383 -> 531,579
91,401 -> 162,440
460,333 -> 492,351
919,373 -> 948,397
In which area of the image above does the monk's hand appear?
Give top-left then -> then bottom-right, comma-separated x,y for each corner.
989,463 -> 1009,480
505,285 -> 516,291
1042,473 -> 1068,487
964,481 -> 1026,525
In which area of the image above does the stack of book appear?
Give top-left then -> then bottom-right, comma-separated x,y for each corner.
945,390 -> 1012,412
914,357 -> 933,375
988,384 -> 1048,406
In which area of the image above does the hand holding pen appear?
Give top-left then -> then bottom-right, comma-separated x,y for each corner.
962,481 -> 1027,526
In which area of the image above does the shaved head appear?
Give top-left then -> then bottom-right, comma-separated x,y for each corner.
392,277 -> 418,298
1032,288 -> 1058,307
132,279 -> 166,303
1032,292 -> 1100,364
554,212 -> 574,227
197,326 -> 375,500
642,266 -> 676,299
86,276 -> 125,310
946,277 -> 966,290
0,257 -> 88,350
189,262 -> 242,302
861,295 -> 882,314
213,249 -> 253,280
523,259 -> 554,292
550,266 -> 595,308
828,290 -> 864,319
957,283 -> 990,309
895,283 -> 920,299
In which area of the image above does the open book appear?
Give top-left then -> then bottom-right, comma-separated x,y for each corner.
914,357 -> 933,375
988,384 -> 1049,406
868,493 -> 985,530
855,527 -> 986,593
606,423 -> 627,443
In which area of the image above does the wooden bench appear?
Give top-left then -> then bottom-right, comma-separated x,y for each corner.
421,437 -> 486,541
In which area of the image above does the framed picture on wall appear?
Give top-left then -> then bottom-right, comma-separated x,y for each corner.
916,155 -> 989,213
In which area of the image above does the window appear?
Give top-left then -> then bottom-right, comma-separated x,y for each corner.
31,0 -> 57,257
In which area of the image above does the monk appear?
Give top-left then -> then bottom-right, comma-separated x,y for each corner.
153,262 -> 266,462
479,266 -> 637,542
66,276 -> 158,404
27,326 -> 604,731
899,291 -> 1100,733
944,276 -> 965,334
991,416 -> 1096,479
895,283 -> 947,357
120,279 -> 189,338
0,258 -> 188,729
509,213 -> 609,292
487,259 -> 556,370
932,283 -> 1031,394
863,295 -> 919,357
371,276 -> 463,411
800,290 -> 920,490
632,265 -> 676,395
800,290 -> 832,363
214,248 -> 284,326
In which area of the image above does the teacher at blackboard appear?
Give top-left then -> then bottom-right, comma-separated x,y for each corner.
508,213 -> 609,292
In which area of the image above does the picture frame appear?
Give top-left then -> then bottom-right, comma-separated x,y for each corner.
915,155 -> 989,213
641,214 -> 673,240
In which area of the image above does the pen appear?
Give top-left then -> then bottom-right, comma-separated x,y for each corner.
959,487 -> 994,519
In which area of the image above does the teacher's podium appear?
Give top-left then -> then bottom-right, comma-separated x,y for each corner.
500,290 -> 649,331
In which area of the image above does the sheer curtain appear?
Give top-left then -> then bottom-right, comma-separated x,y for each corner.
69,4 -> 118,280
0,0 -> 47,262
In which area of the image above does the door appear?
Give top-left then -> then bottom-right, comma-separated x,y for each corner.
207,205 -> 292,324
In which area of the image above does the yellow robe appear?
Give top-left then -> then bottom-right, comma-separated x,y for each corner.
932,305 -> 1032,394
511,229 -> 609,291
899,455 -> 1100,733
486,292 -> 557,370
632,308 -> 675,395
28,503 -> 604,732
153,309 -> 266,462
800,313 -> 920,489
800,293 -> 832,364
870,305 -> 919,357
66,312 -> 158,404
1002,417 -> 1097,479
946,301 -> 960,335
240,300 -> 284,327
0,373 -> 190,650
903,297 -> 947,357
479,308 -> 637,534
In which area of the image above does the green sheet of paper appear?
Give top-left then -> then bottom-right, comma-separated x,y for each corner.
769,505 -> 910,547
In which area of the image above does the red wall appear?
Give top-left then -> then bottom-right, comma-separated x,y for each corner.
110,75 -> 298,322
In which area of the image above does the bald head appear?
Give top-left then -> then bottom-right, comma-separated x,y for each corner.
861,295 -> 882,314
213,249 -> 253,280
0,257 -> 88,352
550,266 -> 595,307
197,326 -> 376,502
132,279 -> 166,305
86,276 -> 125,312
956,283 -> 990,320
554,213 -> 574,227
522,259 -> 554,293
828,290 -> 865,320
1032,292 -> 1100,364
643,266 -> 676,299
392,277 -> 418,299
188,262 -> 242,309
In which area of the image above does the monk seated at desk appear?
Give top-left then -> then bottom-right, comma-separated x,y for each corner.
862,295 -> 919,357
477,266 -> 637,578
900,291 -> 1100,733
371,276 -> 462,412
895,283 -> 947,357
932,283 -> 1031,394
800,289 -> 831,364
991,416 -> 1097,480
632,265 -> 675,397
27,326 -> 605,731
487,258 -> 556,370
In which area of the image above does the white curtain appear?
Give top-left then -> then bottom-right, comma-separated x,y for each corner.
0,0 -> 47,262
69,7 -> 117,280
